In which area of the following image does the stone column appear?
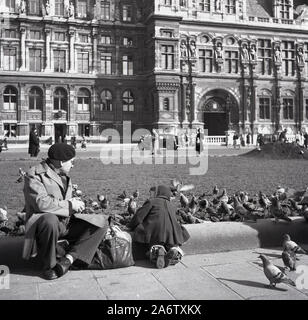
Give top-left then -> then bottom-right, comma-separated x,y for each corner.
92,27 -> 98,74
19,26 -> 26,71
44,28 -> 51,72
69,28 -> 75,73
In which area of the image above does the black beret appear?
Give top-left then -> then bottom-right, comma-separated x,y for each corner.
48,143 -> 76,161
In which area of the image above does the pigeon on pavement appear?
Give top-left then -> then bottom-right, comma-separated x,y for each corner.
281,249 -> 296,271
282,234 -> 307,254
259,254 -> 296,287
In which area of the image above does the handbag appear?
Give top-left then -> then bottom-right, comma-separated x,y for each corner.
90,224 -> 135,270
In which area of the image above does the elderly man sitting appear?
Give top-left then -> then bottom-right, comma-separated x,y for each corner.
22,143 -> 107,280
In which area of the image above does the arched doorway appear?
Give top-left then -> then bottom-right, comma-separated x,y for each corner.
199,89 -> 238,136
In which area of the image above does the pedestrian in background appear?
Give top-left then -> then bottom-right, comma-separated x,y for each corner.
304,131 -> 308,149
28,128 -> 40,158
195,128 -> 204,155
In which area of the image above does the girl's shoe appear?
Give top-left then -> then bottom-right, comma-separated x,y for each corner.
165,247 -> 184,267
149,245 -> 167,269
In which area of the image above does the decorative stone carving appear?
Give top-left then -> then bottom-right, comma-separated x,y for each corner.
274,45 -> 282,64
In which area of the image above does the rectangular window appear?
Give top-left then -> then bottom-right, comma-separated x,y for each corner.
283,98 -> 294,119
225,0 -> 236,14
161,45 -> 174,70
54,50 -> 66,72
29,0 -> 41,15
225,50 -> 238,73
6,0 -> 16,12
4,92 -> 17,111
198,0 -> 210,12
101,1 -> 110,20
280,0 -> 290,19
162,31 -> 173,38
77,98 -> 90,112
198,49 -> 213,73
4,124 -> 17,137
257,39 -> 272,76
78,124 -> 90,137
29,48 -> 42,72
3,48 -> 16,71
79,34 -> 88,43
122,55 -> 133,75
54,32 -> 66,41
122,4 -> 132,22
77,0 -> 87,18
101,53 -> 112,74
259,98 -> 270,120
30,30 -> 41,40
282,41 -> 295,76
4,29 -> 16,38
54,0 -> 64,16
123,37 -> 133,46
77,52 -> 89,73
101,35 -> 111,44
164,0 -> 172,5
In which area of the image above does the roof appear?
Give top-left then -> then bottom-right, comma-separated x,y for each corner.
246,0 -> 308,18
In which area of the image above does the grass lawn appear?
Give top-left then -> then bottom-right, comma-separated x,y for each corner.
0,156 -> 307,224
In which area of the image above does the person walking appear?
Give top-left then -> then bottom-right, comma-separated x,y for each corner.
28,128 -> 40,158
246,132 -> 251,146
195,128 -> 204,155
22,143 -> 108,280
304,131 -> 308,149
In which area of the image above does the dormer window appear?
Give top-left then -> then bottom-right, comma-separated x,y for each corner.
225,0 -> 236,14
280,0 -> 291,19
161,30 -> 173,38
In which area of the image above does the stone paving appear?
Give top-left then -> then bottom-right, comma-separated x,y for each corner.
1,247 -> 308,300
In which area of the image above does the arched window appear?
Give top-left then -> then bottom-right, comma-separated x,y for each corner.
101,90 -> 113,111
77,88 -> 91,111
122,90 -> 134,112
3,86 -> 17,110
163,98 -> 170,111
29,87 -> 43,110
53,88 -> 67,111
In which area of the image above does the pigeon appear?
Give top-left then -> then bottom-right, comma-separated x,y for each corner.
91,201 -> 100,210
179,193 -> 189,208
170,179 -> 194,194
282,234 -> 307,254
233,196 -> 256,222
117,190 -> 128,200
213,185 -> 219,196
259,254 -> 296,287
188,195 -> 198,215
270,196 -> 292,223
99,195 -> 109,210
0,208 -> 8,223
127,196 -> 137,215
282,249 -> 296,271
16,168 -> 26,183
199,198 -> 209,209
217,189 -> 229,203
133,190 -> 139,199
97,194 -> 105,202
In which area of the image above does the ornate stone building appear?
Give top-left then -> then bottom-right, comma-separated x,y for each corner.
1,0 -> 308,143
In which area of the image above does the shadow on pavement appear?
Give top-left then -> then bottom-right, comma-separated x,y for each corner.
218,278 -> 288,291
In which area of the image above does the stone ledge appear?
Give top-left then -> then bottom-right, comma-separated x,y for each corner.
0,217 -> 307,269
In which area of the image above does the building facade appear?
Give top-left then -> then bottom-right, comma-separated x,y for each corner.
1,0 -> 308,144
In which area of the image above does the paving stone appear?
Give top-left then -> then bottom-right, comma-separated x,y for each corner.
203,262 -> 303,299
38,278 -> 106,300
96,272 -> 174,300
0,283 -> 38,300
153,267 -> 242,300
92,259 -> 186,278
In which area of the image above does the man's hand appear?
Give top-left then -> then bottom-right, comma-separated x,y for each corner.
70,198 -> 85,213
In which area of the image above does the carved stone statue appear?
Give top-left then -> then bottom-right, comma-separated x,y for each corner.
215,44 -> 223,61
274,46 -> 282,63
18,0 -> 26,14
180,40 -> 187,58
249,45 -> 257,61
68,1 -> 75,18
241,44 -> 250,61
297,47 -> 305,65
189,40 -> 196,57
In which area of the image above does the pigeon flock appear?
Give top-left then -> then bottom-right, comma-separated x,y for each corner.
259,234 -> 308,288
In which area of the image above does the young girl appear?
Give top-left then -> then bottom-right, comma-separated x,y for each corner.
127,185 -> 190,268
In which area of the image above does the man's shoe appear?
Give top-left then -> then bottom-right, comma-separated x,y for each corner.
42,268 -> 58,280
54,257 -> 72,277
